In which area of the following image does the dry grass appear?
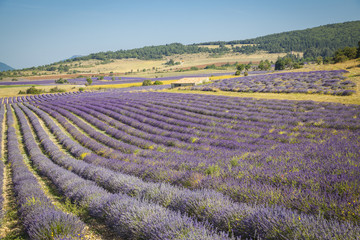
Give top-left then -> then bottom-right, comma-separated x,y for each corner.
87,80 -> 177,90
174,77 -> 209,84
11,52 -> 287,79
71,52 -> 285,74
71,59 -> 164,74
198,44 -> 257,49
130,68 -> 235,79
3,50 -> 296,87
163,59 -> 360,105
0,85 -> 84,98
209,75 -> 238,81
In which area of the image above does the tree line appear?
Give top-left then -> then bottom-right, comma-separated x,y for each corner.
67,43 -> 230,62
273,41 -> 360,70
202,21 -> 360,59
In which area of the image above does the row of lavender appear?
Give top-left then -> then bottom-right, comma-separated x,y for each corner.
192,70 -> 356,95
5,104 -> 85,239
10,102 -> 359,239
0,105 -> 4,222
0,84 -> 170,105
12,103 -> 234,239
27,92 -> 360,225
0,91 -> 83,104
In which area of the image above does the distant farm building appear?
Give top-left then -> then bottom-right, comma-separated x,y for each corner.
171,77 -> 210,88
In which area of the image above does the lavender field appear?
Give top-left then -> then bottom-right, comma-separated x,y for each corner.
193,70 -> 356,95
0,89 -> 359,239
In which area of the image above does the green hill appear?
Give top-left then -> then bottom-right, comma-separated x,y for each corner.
68,43 -> 221,62
201,21 -> 360,58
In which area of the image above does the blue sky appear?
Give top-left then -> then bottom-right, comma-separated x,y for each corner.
0,0 -> 359,69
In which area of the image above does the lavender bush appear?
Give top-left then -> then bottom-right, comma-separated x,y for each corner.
0,105 -> 4,223
6,104 -> 85,240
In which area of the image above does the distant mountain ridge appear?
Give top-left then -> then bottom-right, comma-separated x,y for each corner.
60,55 -> 84,62
0,62 -> 14,71
68,55 -> 83,60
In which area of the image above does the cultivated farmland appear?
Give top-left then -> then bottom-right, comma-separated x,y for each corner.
0,87 -> 359,239
192,70 -> 356,95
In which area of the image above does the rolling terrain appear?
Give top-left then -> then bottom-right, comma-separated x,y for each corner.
1,21 -> 358,83
0,20 -> 359,240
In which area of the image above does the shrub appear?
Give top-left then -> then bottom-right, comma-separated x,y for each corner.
205,64 -> 216,69
26,86 -> 44,94
142,80 -> 152,86
341,90 -> 355,96
334,54 -> 349,63
165,59 -> 180,66
55,78 -> 69,84
49,87 -> 66,93
153,80 -> 163,85
86,78 -> 92,86
333,46 -> 357,63
205,164 -> 221,177
78,87 -> 85,92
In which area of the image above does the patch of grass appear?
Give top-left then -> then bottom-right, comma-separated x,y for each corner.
209,75 -> 238,81
0,84 -> 40,89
